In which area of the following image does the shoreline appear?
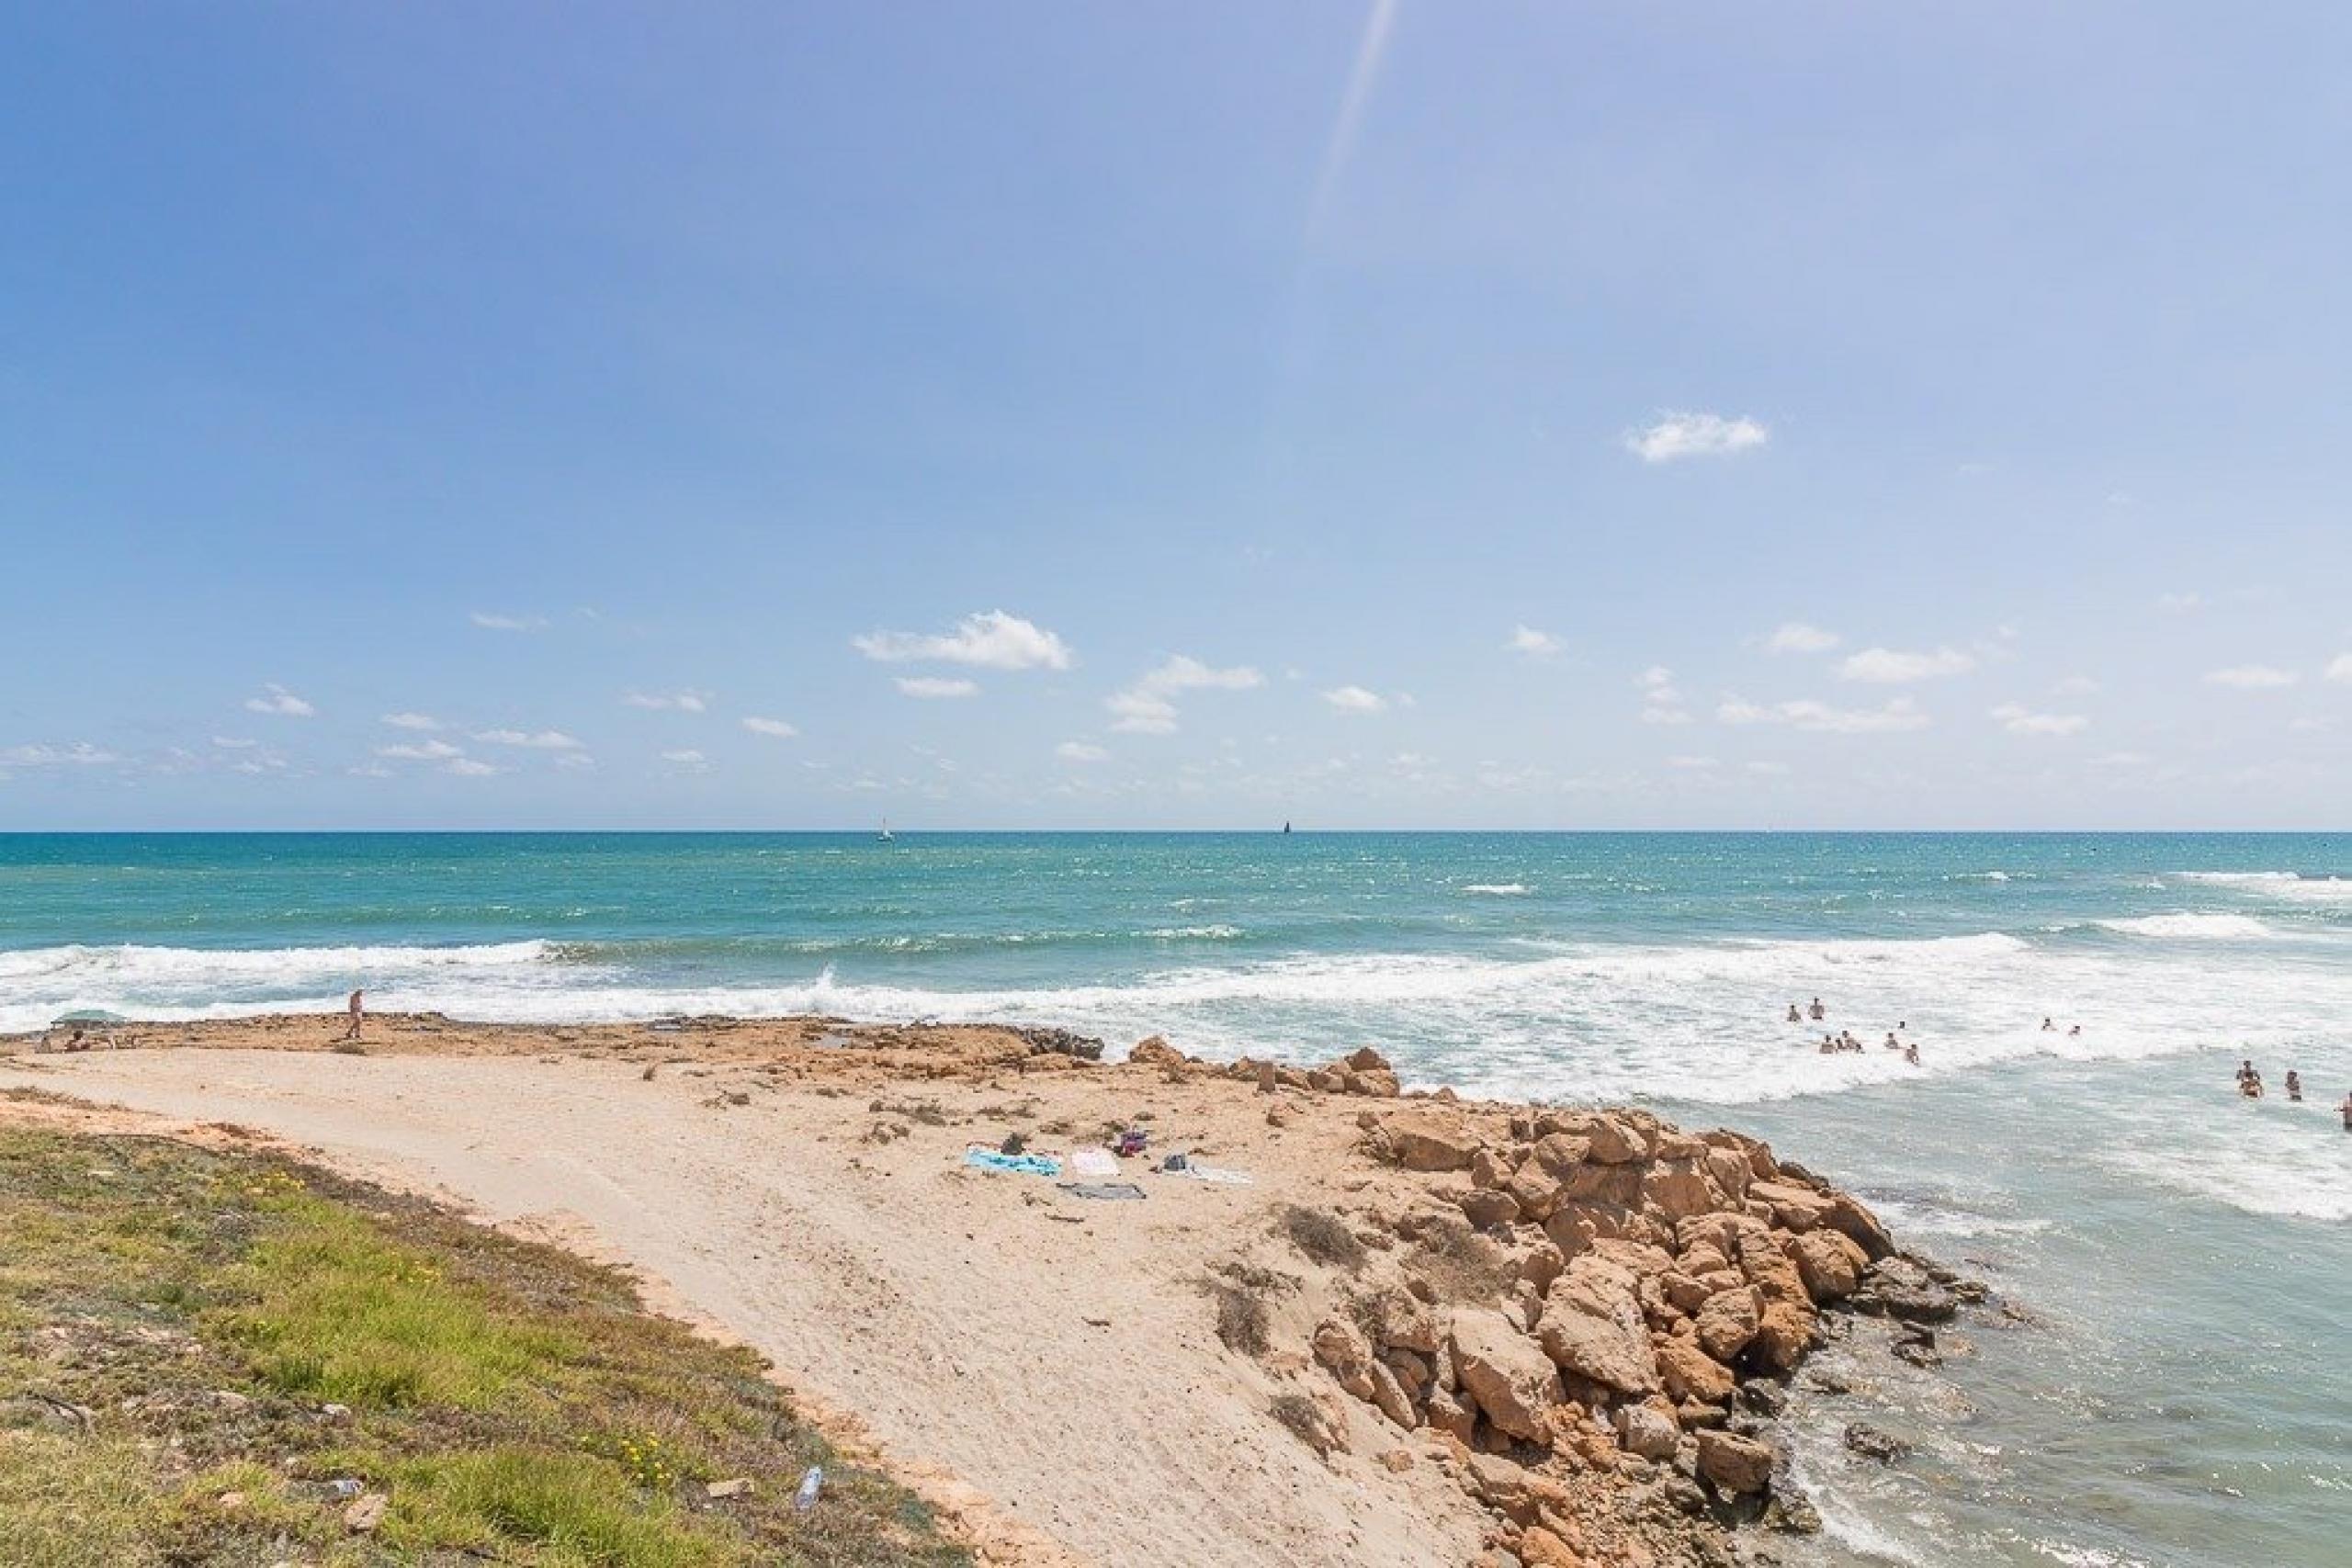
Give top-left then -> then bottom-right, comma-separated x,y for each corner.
5,1011 -> 1985,1567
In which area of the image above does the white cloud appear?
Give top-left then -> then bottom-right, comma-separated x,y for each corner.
1508,625 -> 1565,657
2202,665 -> 2298,690
1837,646 -> 1976,683
243,683 -> 314,717
470,611 -> 548,632
378,739 -> 465,761
1623,411 -> 1770,464
2154,592 -> 2203,615
741,716 -> 799,739
210,736 -> 256,750
1105,655 -> 1264,734
346,762 -> 393,779
472,728 -> 584,750
1765,622 -> 1840,655
1717,695 -> 1931,734
2325,652 -> 2352,684
2052,675 -> 2102,696
1990,703 -> 2089,737
444,757 -> 503,777
1634,665 -> 1691,725
553,752 -> 597,770
1322,685 -> 1388,715
895,676 -> 979,700
381,712 -> 442,731
622,690 -> 711,712
1,741 -> 119,766
853,610 -> 1073,671
1056,741 -> 1110,763
660,749 -> 712,772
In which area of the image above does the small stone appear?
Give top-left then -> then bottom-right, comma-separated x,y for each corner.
344,1494 -> 388,1533
1381,1448 -> 1414,1472
706,1476 -> 755,1498
1842,1423 -> 1911,1464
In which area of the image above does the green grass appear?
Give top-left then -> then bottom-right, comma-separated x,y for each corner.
0,1122 -> 971,1567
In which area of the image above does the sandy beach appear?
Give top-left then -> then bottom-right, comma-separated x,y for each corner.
2,1012 -> 1943,1568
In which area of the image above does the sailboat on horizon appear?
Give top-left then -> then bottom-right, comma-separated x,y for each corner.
877,818 -> 893,842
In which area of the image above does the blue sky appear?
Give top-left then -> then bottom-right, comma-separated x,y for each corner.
2,3 -> 2347,829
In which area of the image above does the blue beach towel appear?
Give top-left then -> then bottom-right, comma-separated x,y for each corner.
963,1148 -> 1063,1178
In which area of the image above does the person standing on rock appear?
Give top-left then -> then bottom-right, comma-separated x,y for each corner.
343,988 -> 364,1043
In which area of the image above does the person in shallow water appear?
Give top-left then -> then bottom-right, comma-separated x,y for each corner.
1788,1003 -> 1804,1023
1884,1032 -> 1902,1050
2341,1092 -> 2351,1131
2283,1070 -> 2301,1102
1810,997 -> 1826,1021
1904,1043 -> 1920,1066
2235,1058 -> 2257,1091
2043,1017 -> 2056,1032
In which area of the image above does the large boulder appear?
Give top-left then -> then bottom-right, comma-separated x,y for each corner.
1748,1298 -> 1817,1374
1693,1286 -> 1761,1363
1377,1111 -> 1483,1173
1576,1114 -> 1650,1165
1312,1317 -> 1379,1401
1641,1157 -> 1723,1221
1655,1337 -> 1736,1405
1534,1258 -> 1659,1395
1789,1230 -> 1869,1303
1127,1035 -> 1185,1069
1823,1193 -> 1895,1261
1344,1046 -> 1392,1073
1614,1401 -> 1681,1461
1459,1189 -> 1521,1230
1695,1429 -> 1775,1495
1748,1179 -> 1834,1234
1505,1133 -> 1590,1220
1451,1308 -> 1566,1441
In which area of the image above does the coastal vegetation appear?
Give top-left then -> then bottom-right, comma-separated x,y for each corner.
0,1111 -> 968,1567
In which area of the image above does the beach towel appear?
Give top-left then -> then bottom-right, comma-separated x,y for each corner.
1068,1147 -> 1120,1179
1056,1181 -> 1147,1201
963,1147 -> 1063,1178
1168,1163 -> 1253,1186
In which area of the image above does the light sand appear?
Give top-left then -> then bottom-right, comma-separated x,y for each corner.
2,1021 -> 1498,1567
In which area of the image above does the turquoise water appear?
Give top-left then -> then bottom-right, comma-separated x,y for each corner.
3,831 -> 2347,1565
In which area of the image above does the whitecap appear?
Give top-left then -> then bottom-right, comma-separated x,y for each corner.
1460,883 -> 1532,896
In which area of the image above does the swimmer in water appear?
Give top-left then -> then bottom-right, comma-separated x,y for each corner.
2284,1070 -> 2301,1102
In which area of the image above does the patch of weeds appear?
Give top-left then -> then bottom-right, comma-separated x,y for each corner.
1409,1213 -> 1519,1302
1209,1282 -> 1272,1356
0,1123 -> 974,1568
1278,1204 -> 1367,1273
1267,1393 -> 1334,1456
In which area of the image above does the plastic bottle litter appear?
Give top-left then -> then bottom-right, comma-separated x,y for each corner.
325,1477 -> 364,1499
793,1466 -> 823,1513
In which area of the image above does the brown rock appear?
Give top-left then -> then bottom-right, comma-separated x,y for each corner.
1655,1337 -> 1736,1405
1345,1067 -> 1403,1098
1256,1059 -> 1279,1093
1823,1192 -> 1896,1261
1790,1229 -> 1869,1303
1749,1298 -> 1817,1374
1577,1114 -> 1649,1164
1661,1271 -> 1713,1315
1534,1258 -> 1659,1395
344,1494 -> 388,1534
1470,1147 -> 1513,1190
1460,1189 -> 1521,1229
1379,1111 -> 1484,1172
1424,1383 -> 1477,1441
1129,1035 -> 1185,1069
1452,1308 -> 1566,1440
1749,1179 -> 1834,1233
1639,1157 -> 1722,1221
1518,1525 -> 1588,1567
1613,1401 -> 1681,1461
1367,1357 -> 1419,1430
1380,1447 -> 1414,1473
1693,1287 -> 1760,1363
1702,1146 -> 1754,1201
1695,1429 -> 1775,1495
1345,1045 -> 1393,1073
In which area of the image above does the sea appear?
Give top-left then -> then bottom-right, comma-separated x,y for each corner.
2,830 -> 2345,1568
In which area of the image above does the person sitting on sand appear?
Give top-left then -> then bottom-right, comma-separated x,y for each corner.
343,988 -> 364,1042
2284,1070 -> 2301,1102
1810,998 -> 1826,1021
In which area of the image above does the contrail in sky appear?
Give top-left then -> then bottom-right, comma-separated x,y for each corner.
1304,0 -> 1399,244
